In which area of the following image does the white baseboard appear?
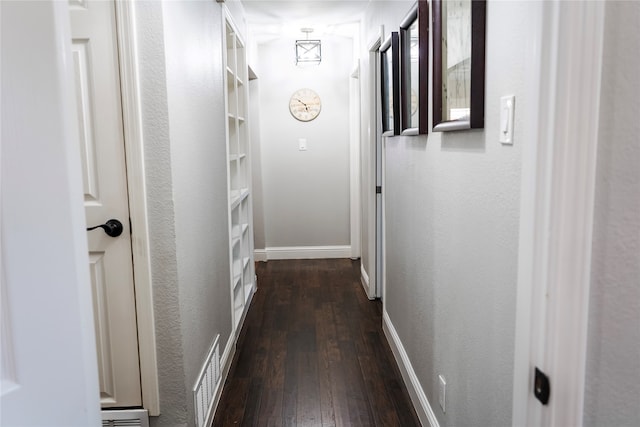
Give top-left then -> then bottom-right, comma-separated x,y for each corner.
360,264 -> 375,300
258,245 -> 351,260
254,249 -> 267,262
382,310 -> 440,427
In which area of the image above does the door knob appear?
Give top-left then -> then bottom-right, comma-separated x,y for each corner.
87,219 -> 124,237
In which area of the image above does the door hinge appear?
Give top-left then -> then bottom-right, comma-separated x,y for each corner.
376,186 -> 382,194
534,367 -> 550,405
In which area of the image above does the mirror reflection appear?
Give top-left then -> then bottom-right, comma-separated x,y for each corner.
384,49 -> 394,131
442,0 -> 471,121
408,17 -> 419,129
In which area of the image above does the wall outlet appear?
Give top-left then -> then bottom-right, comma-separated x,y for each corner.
438,375 -> 446,413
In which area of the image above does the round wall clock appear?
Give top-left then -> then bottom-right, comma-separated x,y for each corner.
289,88 -> 321,122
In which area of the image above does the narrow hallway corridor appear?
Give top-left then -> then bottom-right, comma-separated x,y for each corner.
213,259 -> 420,426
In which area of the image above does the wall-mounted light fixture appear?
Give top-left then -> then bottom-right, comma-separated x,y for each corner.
295,28 -> 321,66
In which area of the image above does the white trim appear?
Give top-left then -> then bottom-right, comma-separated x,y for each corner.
360,264 -> 374,300
368,26 -> 384,300
253,249 -> 267,262
512,1 -> 605,426
114,0 -> 159,415
262,246 -> 351,260
382,311 -> 438,427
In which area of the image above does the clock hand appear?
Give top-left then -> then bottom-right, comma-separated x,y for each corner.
296,99 -> 310,112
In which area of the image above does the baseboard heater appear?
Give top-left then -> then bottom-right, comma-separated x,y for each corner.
102,409 -> 149,427
193,334 -> 222,427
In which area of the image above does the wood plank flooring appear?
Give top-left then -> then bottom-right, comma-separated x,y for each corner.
212,259 -> 421,427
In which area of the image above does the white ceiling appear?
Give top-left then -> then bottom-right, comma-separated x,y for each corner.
241,0 -> 370,42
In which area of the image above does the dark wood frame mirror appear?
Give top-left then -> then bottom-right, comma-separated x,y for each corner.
381,32 -> 400,136
400,0 -> 429,135
432,0 -> 486,132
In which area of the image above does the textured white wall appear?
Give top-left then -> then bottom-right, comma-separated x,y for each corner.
162,2 -> 233,426
584,2 -> 640,425
256,35 -> 352,249
364,1 -> 528,425
133,3 -> 187,425
134,1 -> 237,426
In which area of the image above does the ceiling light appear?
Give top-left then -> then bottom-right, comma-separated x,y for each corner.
295,28 -> 321,66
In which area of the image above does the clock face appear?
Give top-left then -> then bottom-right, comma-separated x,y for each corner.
289,88 -> 321,122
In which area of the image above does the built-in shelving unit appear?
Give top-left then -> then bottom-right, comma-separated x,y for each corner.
223,13 -> 255,333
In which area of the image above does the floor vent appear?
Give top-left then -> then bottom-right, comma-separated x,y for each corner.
101,409 -> 148,427
194,334 -> 221,427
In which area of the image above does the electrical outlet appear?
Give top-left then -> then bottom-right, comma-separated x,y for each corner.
438,375 -> 446,413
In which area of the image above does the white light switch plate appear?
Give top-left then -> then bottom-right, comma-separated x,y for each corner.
438,375 -> 446,413
500,95 -> 515,144
298,138 -> 307,151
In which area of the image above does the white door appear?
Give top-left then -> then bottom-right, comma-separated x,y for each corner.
1,0 -> 101,424
70,0 -> 142,408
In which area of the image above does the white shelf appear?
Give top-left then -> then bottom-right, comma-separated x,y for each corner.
231,223 -> 248,240
233,273 -> 242,292
224,11 -> 255,338
232,258 -> 242,280
229,188 -> 249,209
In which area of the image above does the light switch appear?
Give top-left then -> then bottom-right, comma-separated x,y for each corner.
499,95 -> 515,144
438,375 -> 446,413
298,138 -> 307,151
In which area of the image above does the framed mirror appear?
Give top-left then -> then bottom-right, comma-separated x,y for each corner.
400,0 -> 429,135
432,0 -> 486,132
381,32 -> 400,136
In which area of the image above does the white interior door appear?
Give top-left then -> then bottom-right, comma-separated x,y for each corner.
70,0 -> 142,408
1,1 -> 101,424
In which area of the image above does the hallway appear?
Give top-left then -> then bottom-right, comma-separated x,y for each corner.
213,259 -> 420,426
3,1 -> 639,426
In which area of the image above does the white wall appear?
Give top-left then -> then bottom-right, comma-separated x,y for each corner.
363,1 -> 529,425
134,1 -> 241,425
162,1 -> 233,426
250,79 -> 267,251
254,35 -> 353,257
584,2 -> 640,425
133,2 -> 187,425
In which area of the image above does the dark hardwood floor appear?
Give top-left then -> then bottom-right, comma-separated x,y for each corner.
212,259 -> 421,427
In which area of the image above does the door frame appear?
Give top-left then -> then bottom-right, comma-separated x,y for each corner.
512,1 -> 605,425
113,1 -> 159,415
368,26 -> 384,300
